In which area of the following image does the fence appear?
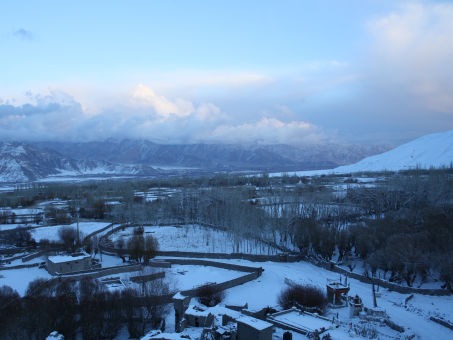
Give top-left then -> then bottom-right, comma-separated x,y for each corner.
429,316 -> 453,331
0,262 -> 39,271
127,258 -> 265,306
21,250 -> 49,262
60,263 -> 142,280
98,223 -> 297,262
130,271 -> 166,283
309,258 -> 452,296
98,223 -> 452,296
83,223 -> 115,240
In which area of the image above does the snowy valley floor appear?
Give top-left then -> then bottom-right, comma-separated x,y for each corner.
154,257 -> 453,339
1,250 -> 452,338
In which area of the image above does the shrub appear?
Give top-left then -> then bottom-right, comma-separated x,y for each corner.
278,284 -> 327,311
195,284 -> 225,307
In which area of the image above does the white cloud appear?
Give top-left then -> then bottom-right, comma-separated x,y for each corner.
368,2 -> 453,112
0,92 -> 85,142
0,85 -> 331,145
131,84 -> 194,117
208,117 -> 328,145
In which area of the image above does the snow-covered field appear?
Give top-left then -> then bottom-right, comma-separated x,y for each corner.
0,266 -> 52,295
111,224 -> 282,255
31,222 -> 111,241
189,258 -> 453,339
101,263 -> 246,294
0,223 -> 39,231
3,251 -> 452,339
165,264 -> 244,291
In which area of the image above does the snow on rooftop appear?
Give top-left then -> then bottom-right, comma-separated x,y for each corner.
237,314 -> 273,330
172,292 -> 188,300
185,305 -> 212,317
269,309 -> 334,333
48,253 -> 90,263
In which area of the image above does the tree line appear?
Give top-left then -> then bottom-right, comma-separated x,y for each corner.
0,276 -> 170,339
2,169 -> 452,289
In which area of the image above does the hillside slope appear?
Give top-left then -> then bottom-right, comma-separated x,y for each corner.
334,130 -> 453,173
0,142 -> 157,182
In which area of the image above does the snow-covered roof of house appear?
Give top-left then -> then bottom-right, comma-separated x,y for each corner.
237,315 -> 273,331
172,292 -> 188,300
268,309 -> 335,333
185,305 -> 211,317
48,253 -> 90,264
141,331 -> 194,340
326,281 -> 349,290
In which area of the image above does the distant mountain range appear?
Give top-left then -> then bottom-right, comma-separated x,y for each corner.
0,139 -> 386,182
0,142 -> 157,182
333,129 -> 453,173
37,140 -> 385,171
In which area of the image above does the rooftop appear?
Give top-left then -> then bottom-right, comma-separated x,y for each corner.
48,253 -> 90,264
268,309 -> 335,333
237,315 -> 273,331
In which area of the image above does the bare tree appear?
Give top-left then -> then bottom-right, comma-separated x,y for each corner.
58,226 -> 81,252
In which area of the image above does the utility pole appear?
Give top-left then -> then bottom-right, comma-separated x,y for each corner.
372,280 -> 378,308
76,186 -> 80,250
77,204 -> 80,248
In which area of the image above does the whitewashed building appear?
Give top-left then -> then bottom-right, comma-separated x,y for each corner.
46,252 -> 92,275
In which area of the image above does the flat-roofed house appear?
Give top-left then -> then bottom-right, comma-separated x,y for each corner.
46,252 -> 91,275
237,315 -> 273,340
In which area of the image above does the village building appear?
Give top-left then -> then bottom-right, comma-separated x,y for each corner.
326,280 -> 350,305
267,308 -> 338,337
236,315 -> 273,340
349,295 -> 364,318
46,252 -> 92,275
0,207 -> 44,224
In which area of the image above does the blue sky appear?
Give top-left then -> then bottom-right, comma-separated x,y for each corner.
1,0 -> 452,145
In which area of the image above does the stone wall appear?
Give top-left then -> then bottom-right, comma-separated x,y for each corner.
130,271 -> 166,283
59,263 -> 142,280
309,258 -> 452,296
0,262 -> 39,271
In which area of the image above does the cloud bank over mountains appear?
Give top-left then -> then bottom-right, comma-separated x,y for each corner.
0,86 -> 326,145
1,2 -> 452,146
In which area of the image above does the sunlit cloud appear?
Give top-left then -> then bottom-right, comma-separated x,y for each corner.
208,117 -> 329,145
131,84 -> 194,118
367,2 -> 453,113
0,86 -> 330,145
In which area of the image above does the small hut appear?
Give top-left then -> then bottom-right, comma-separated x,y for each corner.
326,281 -> 349,305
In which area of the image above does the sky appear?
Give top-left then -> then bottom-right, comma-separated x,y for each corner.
1,0 -> 453,146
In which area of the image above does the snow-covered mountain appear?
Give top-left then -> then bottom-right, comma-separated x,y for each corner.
37,139 -> 385,172
0,142 -> 158,182
0,139 -> 388,182
334,130 -> 453,173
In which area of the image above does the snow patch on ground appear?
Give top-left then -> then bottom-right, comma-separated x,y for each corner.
31,222 -> 111,241
111,225 -> 281,255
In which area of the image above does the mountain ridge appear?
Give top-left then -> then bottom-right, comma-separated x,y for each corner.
0,140 -> 386,182
36,140 -> 386,171
333,129 -> 453,173
0,142 -> 158,182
